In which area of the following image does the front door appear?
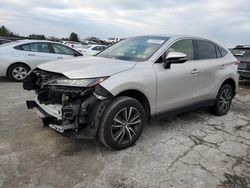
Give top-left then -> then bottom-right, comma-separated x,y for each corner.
153,39 -> 200,114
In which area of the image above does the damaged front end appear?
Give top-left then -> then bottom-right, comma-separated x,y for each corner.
23,68 -> 112,139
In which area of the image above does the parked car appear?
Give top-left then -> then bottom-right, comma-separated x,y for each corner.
0,40 -> 83,81
230,45 -> 250,79
77,44 -> 108,56
0,39 -> 12,45
106,38 -> 120,44
61,41 -> 85,49
23,35 -> 238,150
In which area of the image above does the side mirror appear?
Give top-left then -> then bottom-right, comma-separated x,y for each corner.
163,52 -> 188,69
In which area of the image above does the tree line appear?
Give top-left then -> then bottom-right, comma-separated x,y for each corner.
0,25 -> 80,42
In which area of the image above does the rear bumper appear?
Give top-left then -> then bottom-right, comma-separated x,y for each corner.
238,70 -> 250,79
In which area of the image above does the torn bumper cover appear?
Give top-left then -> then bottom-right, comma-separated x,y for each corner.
23,68 -> 112,138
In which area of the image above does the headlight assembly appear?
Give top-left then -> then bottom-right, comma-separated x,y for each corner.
46,77 -> 108,87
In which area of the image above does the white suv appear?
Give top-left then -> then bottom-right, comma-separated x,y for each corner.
23,35 -> 239,150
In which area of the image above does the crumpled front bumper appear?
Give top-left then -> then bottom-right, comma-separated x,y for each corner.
24,68 -> 113,137
26,96 -> 62,120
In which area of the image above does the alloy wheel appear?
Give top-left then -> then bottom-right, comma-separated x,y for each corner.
219,88 -> 232,112
12,66 -> 27,80
111,107 -> 142,144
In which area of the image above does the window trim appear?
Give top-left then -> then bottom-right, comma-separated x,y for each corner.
217,45 -> 228,57
215,45 -> 222,58
14,42 -> 53,54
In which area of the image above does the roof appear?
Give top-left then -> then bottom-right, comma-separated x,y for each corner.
18,39 -> 60,43
128,34 -> 227,47
234,45 -> 250,49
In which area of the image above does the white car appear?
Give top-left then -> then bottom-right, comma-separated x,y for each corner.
0,40 -> 83,81
77,45 -> 108,56
106,38 -> 120,44
24,35 -> 239,150
61,41 -> 84,49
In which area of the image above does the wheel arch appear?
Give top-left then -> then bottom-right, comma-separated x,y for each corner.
116,89 -> 151,122
220,78 -> 237,96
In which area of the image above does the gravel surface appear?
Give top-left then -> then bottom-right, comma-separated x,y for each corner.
0,78 -> 249,188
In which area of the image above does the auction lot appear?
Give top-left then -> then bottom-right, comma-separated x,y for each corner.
0,78 -> 249,188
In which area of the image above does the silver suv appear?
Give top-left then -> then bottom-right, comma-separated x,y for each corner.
23,35 -> 239,150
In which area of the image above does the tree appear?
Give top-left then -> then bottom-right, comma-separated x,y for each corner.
69,32 -> 79,42
28,34 -> 46,40
0,25 -> 16,37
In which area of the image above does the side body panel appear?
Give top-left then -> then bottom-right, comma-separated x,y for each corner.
100,62 -> 158,115
153,60 -> 201,114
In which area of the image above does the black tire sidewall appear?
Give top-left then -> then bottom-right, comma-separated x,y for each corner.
100,97 -> 146,150
215,84 -> 233,115
7,64 -> 30,82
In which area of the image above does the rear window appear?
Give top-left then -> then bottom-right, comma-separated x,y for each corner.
14,42 -> 50,53
218,46 -> 228,57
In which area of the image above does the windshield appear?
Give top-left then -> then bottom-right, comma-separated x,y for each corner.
97,36 -> 169,61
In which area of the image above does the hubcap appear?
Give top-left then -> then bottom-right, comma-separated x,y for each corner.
219,88 -> 232,112
12,67 -> 27,80
111,107 -> 141,144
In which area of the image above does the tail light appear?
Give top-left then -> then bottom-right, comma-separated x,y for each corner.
234,60 -> 240,65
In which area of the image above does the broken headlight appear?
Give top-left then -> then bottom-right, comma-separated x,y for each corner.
46,77 -> 108,87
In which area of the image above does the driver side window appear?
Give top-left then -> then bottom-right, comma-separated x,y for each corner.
166,39 -> 194,61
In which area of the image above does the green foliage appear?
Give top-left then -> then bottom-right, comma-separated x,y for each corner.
28,34 -> 46,40
69,32 -> 79,42
0,25 -> 16,37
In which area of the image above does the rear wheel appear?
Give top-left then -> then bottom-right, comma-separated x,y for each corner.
98,96 -> 146,150
7,64 -> 30,82
209,84 -> 233,116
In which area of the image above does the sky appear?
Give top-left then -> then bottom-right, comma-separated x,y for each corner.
0,0 -> 249,47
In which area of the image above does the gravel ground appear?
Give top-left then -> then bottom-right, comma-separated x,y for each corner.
0,78 -> 249,188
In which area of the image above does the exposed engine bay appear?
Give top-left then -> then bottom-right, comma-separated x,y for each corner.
23,68 -> 113,138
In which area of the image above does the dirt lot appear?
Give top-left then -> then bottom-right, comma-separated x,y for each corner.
0,78 -> 249,188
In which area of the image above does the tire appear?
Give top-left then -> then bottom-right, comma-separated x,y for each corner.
209,84 -> 233,116
98,96 -> 146,150
7,63 -> 30,82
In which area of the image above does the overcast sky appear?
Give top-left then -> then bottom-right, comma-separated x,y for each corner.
1,0 -> 249,47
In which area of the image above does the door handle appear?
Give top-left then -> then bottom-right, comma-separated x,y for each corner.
57,57 -> 63,59
219,64 -> 226,70
191,68 -> 200,74
28,54 -> 35,56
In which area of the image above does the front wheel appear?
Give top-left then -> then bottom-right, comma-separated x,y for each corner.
98,96 -> 146,150
209,84 -> 233,116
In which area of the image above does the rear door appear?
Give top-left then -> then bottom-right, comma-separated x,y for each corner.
194,40 -> 229,101
50,43 -> 82,60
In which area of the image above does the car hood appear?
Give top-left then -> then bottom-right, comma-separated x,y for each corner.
37,56 -> 136,79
